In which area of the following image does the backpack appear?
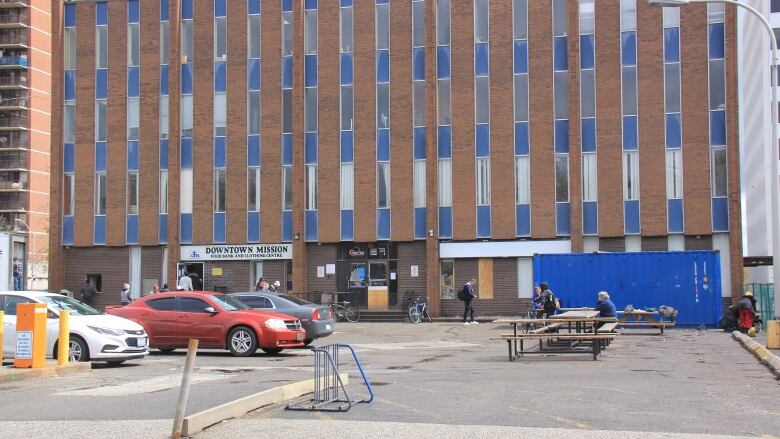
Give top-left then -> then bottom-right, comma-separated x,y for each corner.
457,288 -> 466,301
542,291 -> 560,312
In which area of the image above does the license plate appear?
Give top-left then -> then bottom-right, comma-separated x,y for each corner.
326,324 -> 332,331
295,333 -> 304,341
137,337 -> 147,348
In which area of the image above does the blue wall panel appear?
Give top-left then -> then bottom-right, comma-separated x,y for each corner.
126,214 -> 138,244
62,216 -> 74,245
377,208 -> 390,240
712,197 -> 729,232
341,209 -> 354,241
414,207 -> 426,240
582,201 -> 598,235
94,215 -> 106,245
556,202 -> 570,236
180,213 -> 192,244
624,199 -> 640,234
534,251 -> 722,325
247,211 -> 260,243
439,207 -> 452,239
213,212 -> 226,243
477,205 -> 491,238
305,210 -> 318,241
516,204 -> 530,237
668,199 -> 684,233
158,214 -> 168,244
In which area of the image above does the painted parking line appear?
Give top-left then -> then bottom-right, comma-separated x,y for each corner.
350,341 -> 478,351
54,373 -> 227,397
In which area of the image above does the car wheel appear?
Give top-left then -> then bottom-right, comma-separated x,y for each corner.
69,336 -> 90,362
158,348 -> 176,353
227,326 -> 258,357
261,347 -> 283,355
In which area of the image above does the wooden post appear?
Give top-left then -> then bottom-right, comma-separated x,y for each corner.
171,338 -> 198,439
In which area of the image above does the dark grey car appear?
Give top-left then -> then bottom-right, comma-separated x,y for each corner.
230,293 -> 334,345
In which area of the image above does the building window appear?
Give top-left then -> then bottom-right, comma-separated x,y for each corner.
127,172 -> 139,215
214,93 -> 227,137
181,20 -> 193,62
515,156 -> 530,204
555,154 -> 569,202
180,94 -> 193,138
96,26 -> 107,69
377,162 -> 390,209
582,152 -> 598,202
438,159 -> 452,207
305,164 -> 317,211
248,91 -> 260,135
214,168 -> 226,212
64,102 -> 75,144
340,163 -> 354,210
159,95 -> 169,139
95,173 -> 107,215
64,27 -> 77,70
413,160 -> 426,208
248,167 -> 260,212
127,97 -> 139,141
160,21 -> 169,65
665,149 -> 683,199
282,166 -> 293,210
623,151 -> 639,200
440,259 -> 454,299
95,100 -> 107,142
63,174 -> 75,216
710,147 -> 727,197
214,16 -> 227,61
127,23 -> 139,66
476,158 -> 491,206
248,14 -> 261,59
159,170 -> 168,214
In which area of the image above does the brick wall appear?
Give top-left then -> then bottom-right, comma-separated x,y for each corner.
397,242 -> 427,309
63,247 -> 129,309
440,258 -> 531,318
306,244 -> 338,294
203,261 -> 250,294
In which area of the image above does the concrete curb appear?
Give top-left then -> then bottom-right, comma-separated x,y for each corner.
0,361 -> 91,383
181,372 -> 349,437
731,331 -> 780,378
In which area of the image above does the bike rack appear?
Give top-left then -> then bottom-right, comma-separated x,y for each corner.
286,343 -> 374,412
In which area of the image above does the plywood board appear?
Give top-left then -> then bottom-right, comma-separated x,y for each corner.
367,287 -> 389,310
478,258 -> 493,299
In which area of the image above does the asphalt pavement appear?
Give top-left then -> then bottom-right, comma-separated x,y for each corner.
0,322 -> 778,438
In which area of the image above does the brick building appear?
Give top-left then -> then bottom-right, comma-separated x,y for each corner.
0,0 -> 51,290
50,0 -> 742,316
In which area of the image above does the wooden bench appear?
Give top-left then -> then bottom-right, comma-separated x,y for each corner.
493,333 -> 619,361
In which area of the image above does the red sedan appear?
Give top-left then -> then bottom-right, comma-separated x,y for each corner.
106,292 -> 306,356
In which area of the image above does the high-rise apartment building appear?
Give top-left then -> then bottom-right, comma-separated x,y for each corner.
0,0 -> 50,290
50,0 -> 741,316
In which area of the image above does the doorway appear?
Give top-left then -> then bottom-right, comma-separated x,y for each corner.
347,262 -> 367,308
177,262 -> 203,291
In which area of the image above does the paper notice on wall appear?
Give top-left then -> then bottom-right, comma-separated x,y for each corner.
390,272 -> 397,280
326,264 -> 336,275
317,266 -> 325,278
410,265 -> 419,277
16,331 -> 32,359
211,267 -> 223,276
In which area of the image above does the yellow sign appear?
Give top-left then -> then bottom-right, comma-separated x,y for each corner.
211,267 -> 223,276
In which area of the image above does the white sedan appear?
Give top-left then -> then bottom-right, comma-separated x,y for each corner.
1,291 -> 148,364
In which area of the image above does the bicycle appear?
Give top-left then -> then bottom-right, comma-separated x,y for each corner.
408,296 -> 432,324
329,297 -> 360,323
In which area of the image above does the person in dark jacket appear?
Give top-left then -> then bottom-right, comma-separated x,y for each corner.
734,291 -> 756,332
594,291 -> 617,326
462,279 -> 478,325
534,283 -> 558,317
80,280 -> 97,306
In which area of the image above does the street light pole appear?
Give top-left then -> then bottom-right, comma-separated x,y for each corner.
649,0 -> 779,319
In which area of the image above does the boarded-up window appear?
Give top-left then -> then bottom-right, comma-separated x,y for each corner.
478,258 -> 493,299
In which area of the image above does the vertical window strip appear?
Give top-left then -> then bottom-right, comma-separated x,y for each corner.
180,0 -> 193,240
281,4 -> 293,241
63,4 -> 76,244
513,0 -> 530,230
553,0 -> 569,235
248,1 -> 261,222
376,0 -> 391,236
579,0 -> 596,206
94,2 -> 107,243
620,0 -> 639,204
663,7 -> 683,208
474,0 -> 490,207
159,0 -> 169,242
412,0 -> 426,240
305,1 -> 318,241
707,3 -> 727,230
340,2 -> 354,238
126,0 -> 140,244
437,0 -> 452,237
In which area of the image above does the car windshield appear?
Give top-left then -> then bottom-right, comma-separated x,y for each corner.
37,295 -> 102,316
209,294 -> 250,311
278,294 -> 313,306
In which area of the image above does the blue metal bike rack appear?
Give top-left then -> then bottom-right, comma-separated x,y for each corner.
286,343 -> 373,412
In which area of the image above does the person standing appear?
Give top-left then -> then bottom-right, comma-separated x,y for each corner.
160,283 -> 169,292
178,271 -> 193,291
188,272 -> 202,291
120,283 -> 132,306
80,280 -> 97,306
535,282 -> 559,318
12,256 -> 23,291
462,279 -> 478,326
531,286 -> 543,318
149,284 -> 161,295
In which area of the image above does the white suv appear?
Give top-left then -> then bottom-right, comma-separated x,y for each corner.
1,291 -> 148,364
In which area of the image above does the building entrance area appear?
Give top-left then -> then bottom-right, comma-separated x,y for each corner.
177,262 -> 204,290
337,243 -> 396,310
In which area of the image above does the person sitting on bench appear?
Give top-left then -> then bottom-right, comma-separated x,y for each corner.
594,291 -> 616,328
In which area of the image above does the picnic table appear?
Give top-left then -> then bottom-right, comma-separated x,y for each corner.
617,309 -> 674,334
493,310 -> 618,361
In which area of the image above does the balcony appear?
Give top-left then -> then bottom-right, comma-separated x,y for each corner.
0,72 -> 25,89
0,29 -> 27,48
0,152 -> 26,169
0,53 -> 26,69
0,1 -> 27,10
0,180 -> 26,191
0,131 -> 26,148
0,192 -> 26,211
0,114 -> 26,129
0,90 -> 26,110
0,11 -> 25,28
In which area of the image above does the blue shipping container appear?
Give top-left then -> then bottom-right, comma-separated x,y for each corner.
534,251 -> 721,326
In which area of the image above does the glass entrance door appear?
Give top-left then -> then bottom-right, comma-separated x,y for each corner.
368,262 -> 387,286
348,263 -> 367,308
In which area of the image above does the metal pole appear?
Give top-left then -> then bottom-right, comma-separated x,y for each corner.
171,338 -> 198,439
57,310 -> 69,366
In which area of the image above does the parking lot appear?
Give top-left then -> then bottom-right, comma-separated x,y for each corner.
1,323 -> 778,438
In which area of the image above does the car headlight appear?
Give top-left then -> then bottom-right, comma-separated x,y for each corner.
264,318 -> 287,330
87,325 -> 126,336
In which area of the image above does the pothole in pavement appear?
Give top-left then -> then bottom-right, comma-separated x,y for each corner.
418,353 -> 452,363
386,365 -> 412,370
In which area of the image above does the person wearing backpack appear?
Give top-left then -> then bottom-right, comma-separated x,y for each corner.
534,282 -> 559,318
461,279 -> 478,325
